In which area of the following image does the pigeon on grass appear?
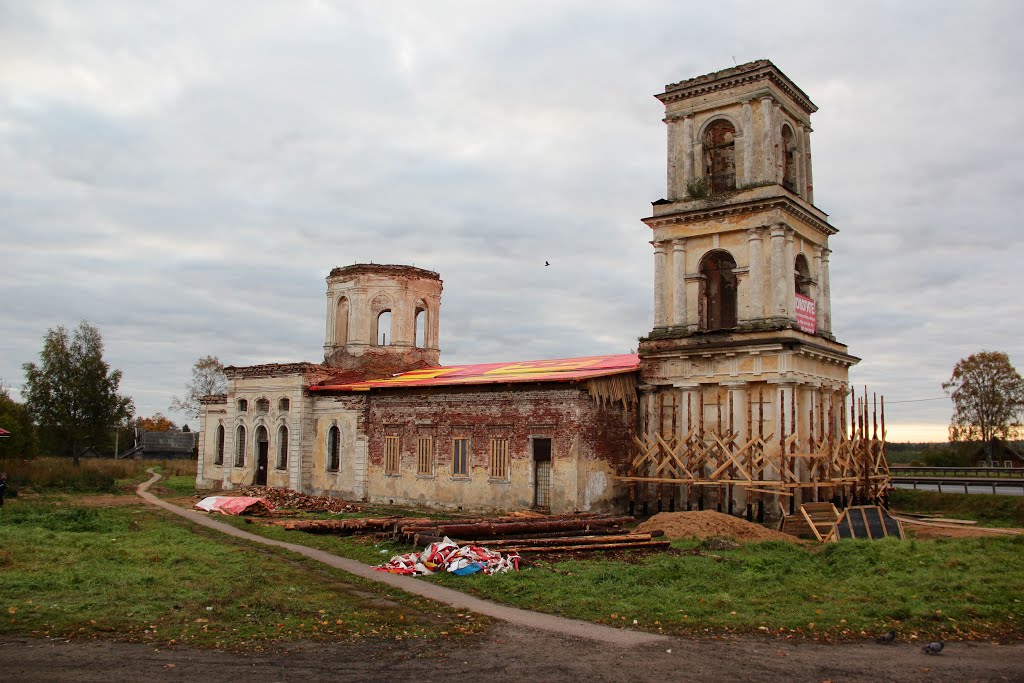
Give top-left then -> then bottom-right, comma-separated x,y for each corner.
922,641 -> 944,655
875,631 -> 896,644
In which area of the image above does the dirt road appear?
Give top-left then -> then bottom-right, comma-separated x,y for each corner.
2,625 -> 1022,682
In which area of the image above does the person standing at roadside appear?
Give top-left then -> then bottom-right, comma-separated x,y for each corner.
0,473 -> 7,508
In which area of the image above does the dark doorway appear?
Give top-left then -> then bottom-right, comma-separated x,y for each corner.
532,438 -> 552,509
255,426 -> 269,486
700,251 -> 738,330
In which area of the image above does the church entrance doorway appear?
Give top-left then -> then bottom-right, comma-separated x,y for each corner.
255,426 -> 269,486
532,438 -> 552,509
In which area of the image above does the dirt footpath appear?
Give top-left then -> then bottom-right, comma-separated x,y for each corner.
2,625 -> 1022,683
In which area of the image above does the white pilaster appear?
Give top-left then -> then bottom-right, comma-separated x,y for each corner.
746,228 -> 765,322
821,248 -> 832,334
812,246 -> 823,329
672,239 -> 687,327
653,241 -> 668,327
666,117 -> 679,200
769,225 -> 787,321
741,100 -> 753,186
682,115 -> 695,193
785,229 -> 796,322
773,101 -> 784,185
804,127 -> 814,203
795,123 -> 807,201
324,292 -> 335,350
759,96 -> 775,183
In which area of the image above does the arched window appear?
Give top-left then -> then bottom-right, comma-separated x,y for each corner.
335,297 -> 349,345
375,310 -> 392,346
781,124 -> 797,192
414,305 -> 427,348
237,399 -> 248,412
277,425 -> 289,469
255,398 -> 270,414
235,425 -> 246,467
794,254 -> 811,296
278,397 -> 290,412
327,425 -> 340,471
700,250 -> 738,331
703,120 -> 736,194
214,424 -> 225,465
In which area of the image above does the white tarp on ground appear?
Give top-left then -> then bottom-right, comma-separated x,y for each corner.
194,496 -> 274,515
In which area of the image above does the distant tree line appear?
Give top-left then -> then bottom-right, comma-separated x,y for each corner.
1,321 -> 223,464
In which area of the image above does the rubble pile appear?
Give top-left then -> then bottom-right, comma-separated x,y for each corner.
237,486 -> 363,513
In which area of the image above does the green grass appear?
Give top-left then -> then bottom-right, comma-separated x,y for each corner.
890,489 -> 1024,526
220,508 -> 1024,642
0,498 -> 485,648
152,474 -> 202,497
143,478 -> 1024,642
423,537 -> 1024,641
217,515 -> 418,566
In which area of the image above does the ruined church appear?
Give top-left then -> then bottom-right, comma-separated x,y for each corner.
196,61 -> 888,517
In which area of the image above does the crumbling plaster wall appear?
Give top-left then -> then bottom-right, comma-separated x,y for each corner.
308,394 -> 369,498
323,264 -> 442,374
201,366 -> 324,491
647,204 -> 833,336
346,384 -> 634,513
662,62 -> 815,202
196,398 -> 226,488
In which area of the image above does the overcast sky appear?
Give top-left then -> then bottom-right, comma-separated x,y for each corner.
2,1 -> 1022,442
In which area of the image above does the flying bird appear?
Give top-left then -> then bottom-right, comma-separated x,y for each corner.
922,641 -> 944,655
875,631 -> 896,644
545,261 -> 551,267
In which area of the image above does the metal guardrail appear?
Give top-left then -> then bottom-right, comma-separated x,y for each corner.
890,466 -> 1024,477
891,476 -> 1024,495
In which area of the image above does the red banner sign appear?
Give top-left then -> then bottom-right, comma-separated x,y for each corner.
795,294 -> 816,334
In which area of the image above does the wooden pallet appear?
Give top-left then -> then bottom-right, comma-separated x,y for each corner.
781,502 -> 841,542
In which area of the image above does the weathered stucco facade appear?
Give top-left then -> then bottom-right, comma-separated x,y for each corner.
639,60 -> 856,433
198,60 -> 884,517
196,264 -> 638,513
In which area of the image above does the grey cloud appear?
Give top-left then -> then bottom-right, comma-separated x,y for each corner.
2,1 -> 1023,438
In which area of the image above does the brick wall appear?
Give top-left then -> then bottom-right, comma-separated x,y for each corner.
357,383 -> 634,512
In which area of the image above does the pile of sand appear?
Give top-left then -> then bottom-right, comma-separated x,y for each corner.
636,510 -> 798,544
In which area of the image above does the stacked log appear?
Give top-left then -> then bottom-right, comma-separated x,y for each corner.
261,517 -> 431,534
398,515 -> 636,544
402,513 -> 669,555
412,531 -> 669,554
262,510 -> 670,556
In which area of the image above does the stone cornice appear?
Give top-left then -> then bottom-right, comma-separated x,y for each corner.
224,362 -> 324,379
328,264 -> 441,282
643,195 -> 838,237
658,60 -> 817,115
639,332 -> 859,367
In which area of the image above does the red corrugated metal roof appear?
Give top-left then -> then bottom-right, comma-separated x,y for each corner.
0,428 -> 10,437
310,353 -> 640,392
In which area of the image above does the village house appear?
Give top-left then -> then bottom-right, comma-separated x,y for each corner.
197,60 -> 887,516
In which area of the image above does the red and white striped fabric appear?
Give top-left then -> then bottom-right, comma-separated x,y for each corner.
375,537 -> 520,576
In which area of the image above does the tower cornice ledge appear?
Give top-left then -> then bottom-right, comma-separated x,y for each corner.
644,194 -> 837,237
638,330 -> 859,368
657,59 -> 817,115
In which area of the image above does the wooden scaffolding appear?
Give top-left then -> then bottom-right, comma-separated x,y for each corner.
618,385 -> 889,520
